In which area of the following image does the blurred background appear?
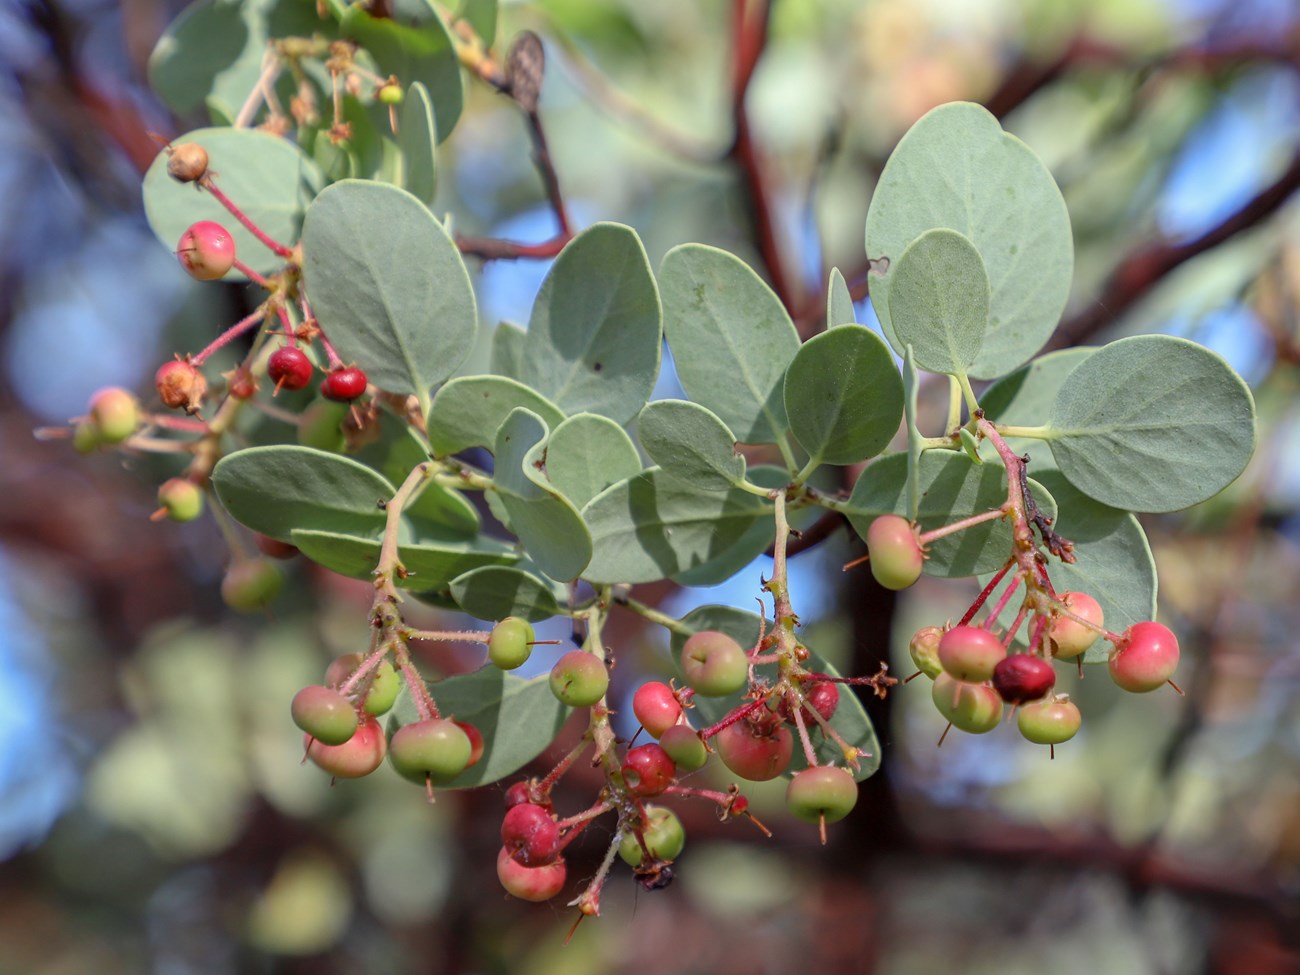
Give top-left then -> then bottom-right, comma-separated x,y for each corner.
1,0 -> 1298,971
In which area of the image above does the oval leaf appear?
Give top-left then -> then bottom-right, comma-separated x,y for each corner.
660,244 -> 800,444
517,223 -> 663,424
290,528 -> 516,587
637,400 -> 745,492
143,127 -> 323,276
490,321 -> 527,380
888,229 -> 989,376
866,102 -> 1073,378
212,445 -> 393,541
902,345 -> 923,521
449,565 -> 563,622
302,180 -> 477,398
827,267 -> 857,328
398,81 -> 438,204
545,413 -> 643,509
494,409 -> 593,581
1045,335 -> 1256,512
843,451 -> 1056,578
426,375 -> 565,457
581,469 -> 771,584
783,325 -> 904,466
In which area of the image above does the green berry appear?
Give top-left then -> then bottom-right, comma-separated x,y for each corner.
156,478 -> 204,522
680,630 -> 747,697
389,718 -> 473,784
72,419 -> 101,454
488,617 -> 535,670
548,651 -> 608,707
786,766 -> 858,825
377,82 -> 404,105
866,514 -> 924,590
221,558 -> 283,613
618,805 -> 685,867
658,724 -> 709,771
930,672 -> 1002,734
88,387 -> 139,444
291,685 -> 358,745
362,660 -> 399,716
908,625 -> 943,679
1017,695 -> 1082,745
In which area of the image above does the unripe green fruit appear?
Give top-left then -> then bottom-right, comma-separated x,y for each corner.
866,514 -> 924,590
291,684 -> 358,745
548,651 -> 608,707
157,478 -> 204,522
72,419 -> 101,454
496,847 -> 566,902
786,766 -> 858,825
680,630 -> 747,697
909,625 -> 943,679
377,82 -> 404,104
930,672 -> 1002,734
389,718 -> 473,784
88,387 -> 139,444
938,625 -> 1006,682
297,400 -> 349,452
658,724 -> 709,771
362,661 -> 399,716
221,558 -> 284,613
1108,621 -> 1180,693
304,716 -> 386,778
715,718 -> 793,781
618,805 -> 685,867
1049,591 -> 1104,659
1017,695 -> 1082,745
488,617 -> 535,670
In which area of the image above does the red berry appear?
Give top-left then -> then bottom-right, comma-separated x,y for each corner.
1108,621 -> 1180,693
618,805 -> 686,866
938,625 -> 1006,682
268,346 -> 313,391
715,714 -> 793,781
680,630 -> 747,697
1049,591 -> 1105,659
991,654 -> 1055,705
503,780 -> 535,808
632,681 -> 682,738
866,514 -> 924,590
777,680 -> 840,727
304,715 -> 386,778
455,720 -> 484,768
621,743 -> 676,797
226,367 -> 257,400
501,803 -> 561,866
1017,695 -> 1082,745
177,221 -> 236,281
321,366 -> 368,402
496,846 -> 566,902
155,359 -> 207,414
167,142 -> 209,183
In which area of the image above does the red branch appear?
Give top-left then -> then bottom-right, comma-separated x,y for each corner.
455,233 -> 573,261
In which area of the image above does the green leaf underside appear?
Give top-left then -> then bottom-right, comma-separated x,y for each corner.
866,102 -> 1073,379
827,267 -> 857,328
494,409 -> 592,581
1046,335 -> 1256,512
637,400 -> 745,492
291,528 -> 516,588
449,565 -> 562,622
544,413 -> 643,509
671,466 -> 816,587
212,445 -> 394,541
887,229 -> 990,377
581,469 -> 772,584
668,606 -> 880,782
426,375 -> 566,457
389,668 -> 568,789
490,321 -> 528,381
843,452 -> 1057,578
302,181 -> 476,397
457,0 -> 498,46
350,409 -> 479,536
341,2 -> 462,143
902,346 -> 923,522
518,224 -> 662,425
980,469 -> 1156,663
978,347 -> 1096,463
142,127 -> 323,277
397,81 -> 438,204
783,325 -> 904,466
660,244 -> 800,444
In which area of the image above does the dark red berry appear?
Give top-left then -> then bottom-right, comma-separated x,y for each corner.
778,680 -> 840,727
501,803 -> 561,866
268,346 -> 313,391
621,743 -> 676,797
321,366 -> 368,402
992,654 -> 1056,705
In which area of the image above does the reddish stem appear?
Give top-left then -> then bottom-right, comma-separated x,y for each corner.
958,557 -> 1015,626
191,307 -> 267,366
698,698 -> 767,740
982,572 -> 1023,629
456,232 -> 573,261
200,176 -> 296,259
231,258 -> 273,289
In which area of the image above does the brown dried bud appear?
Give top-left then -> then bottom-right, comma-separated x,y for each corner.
155,359 -> 208,414
167,143 -> 209,183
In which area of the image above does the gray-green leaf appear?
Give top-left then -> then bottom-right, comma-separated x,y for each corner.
449,565 -> 563,622
397,82 -> 438,204
637,400 -> 745,492
426,375 -> 565,457
888,229 -> 989,376
827,267 -> 857,328
545,413 -> 643,509
290,528 -> 516,587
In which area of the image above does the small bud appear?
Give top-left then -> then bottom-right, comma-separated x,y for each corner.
377,82 -> 403,105
167,142 -> 209,183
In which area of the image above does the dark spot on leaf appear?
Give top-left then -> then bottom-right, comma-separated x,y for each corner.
592,361 -> 603,372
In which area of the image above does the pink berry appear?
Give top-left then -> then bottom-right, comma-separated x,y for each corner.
866,514 -> 924,590
621,743 -> 676,797
632,682 -> 682,738
501,803 -> 560,866
455,720 -> 484,768
291,684 -> 358,745
680,630 -> 747,697
991,654 -> 1055,705
177,221 -> 235,281
938,625 -> 1006,682
304,715 -> 386,778
496,846 -> 566,902
321,366 -> 368,402
777,680 -> 840,727
1108,621 -> 1180,693
268,347 -> 313,391
1049,592 -> 1105,659
715,714 -> 793,781
503,780 -> 536,808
